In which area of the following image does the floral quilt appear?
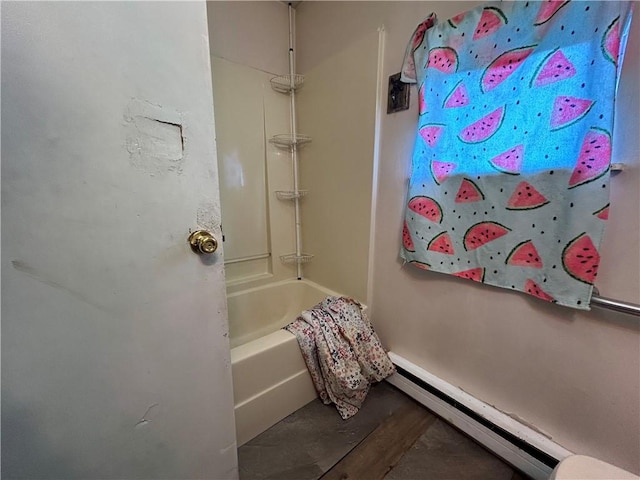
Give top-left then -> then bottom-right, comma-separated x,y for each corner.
285,296 -> 395,419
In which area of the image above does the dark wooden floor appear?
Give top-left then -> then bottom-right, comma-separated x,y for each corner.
320,401 -> 436,480
238,382 -> 532,480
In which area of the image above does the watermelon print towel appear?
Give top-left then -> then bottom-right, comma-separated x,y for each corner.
284,296 -> 395,419
400,1 -> 632,310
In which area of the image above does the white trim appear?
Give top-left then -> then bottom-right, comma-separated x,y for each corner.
387,352 -> 573,480
366,26 -> 386,313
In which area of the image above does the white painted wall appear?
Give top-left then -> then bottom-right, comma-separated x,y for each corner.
2,2 -> 237,478
297,1 -> 640,474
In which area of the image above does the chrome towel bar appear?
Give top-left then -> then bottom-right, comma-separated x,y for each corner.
591,293 -> 640,317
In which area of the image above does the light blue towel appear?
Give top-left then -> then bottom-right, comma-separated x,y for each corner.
400,1 -> 633,309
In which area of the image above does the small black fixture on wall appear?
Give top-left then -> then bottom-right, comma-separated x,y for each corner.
387,72 -> 410,114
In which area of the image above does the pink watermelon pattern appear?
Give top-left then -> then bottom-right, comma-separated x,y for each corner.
562,233 -> 600,285
506,240 -> 543,268
463,221 -> 510,251
459,106 -> 505,143
447,12 -> 466,29
593,204 -> 609,220
455,178 -> 484,203
452,267 -> 485,283
402,220 -> 415,252
426,47 -> 459,73
427,232 -> 455,255
430,160 -> 456,185
473,7 -> 508,40
443,81 -> 470,108
412,19 -> 431,50
418,84 -> 427,115
419,124 -> 444,147
408,196 -> 443,223
506,181 -> 549,210
410,260 -> 431,270
400,1 -> 627,309
489,145 -> 524,175
534,0 -> 570,26
531,49 -> 576,88
481,46 -> 536,93
602,16 -> 621,65
403,54 -> 416,81
524,279 -> 555,303
550,96 -> 594,130
568,128 -> 611,189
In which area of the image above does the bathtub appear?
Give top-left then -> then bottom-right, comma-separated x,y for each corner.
228,279 -> 341,446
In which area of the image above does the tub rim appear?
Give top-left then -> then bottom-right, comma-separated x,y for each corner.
226,277 -> 342,299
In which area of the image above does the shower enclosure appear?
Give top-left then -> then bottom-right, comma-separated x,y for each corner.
207,1 -> 381,444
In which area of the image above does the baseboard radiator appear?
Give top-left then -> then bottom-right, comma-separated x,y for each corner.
386,352 -> 573,480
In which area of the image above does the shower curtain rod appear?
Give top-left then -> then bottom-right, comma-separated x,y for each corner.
591,293 -> 640,317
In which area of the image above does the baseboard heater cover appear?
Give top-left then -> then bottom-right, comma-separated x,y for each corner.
386,352 -> 573,480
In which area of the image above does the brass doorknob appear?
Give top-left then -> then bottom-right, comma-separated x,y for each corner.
188,230 -> 218,255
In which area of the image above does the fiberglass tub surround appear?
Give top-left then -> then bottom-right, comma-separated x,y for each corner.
210,1 -> 377,445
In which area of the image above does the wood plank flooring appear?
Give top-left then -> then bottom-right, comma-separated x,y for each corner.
238,382 -> 532,480
320,402 -> 437,480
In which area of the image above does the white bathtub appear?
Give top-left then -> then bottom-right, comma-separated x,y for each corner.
228,279 -> 341,446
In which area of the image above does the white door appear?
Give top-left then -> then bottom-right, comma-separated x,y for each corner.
1,2 -> 237,479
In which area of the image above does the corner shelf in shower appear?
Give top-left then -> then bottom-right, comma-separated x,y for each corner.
280,253 -> 314,265
269,133 -> 312,149
270,74 -> 305,94
271,12 -> 313,275
275,190 -> 308,200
